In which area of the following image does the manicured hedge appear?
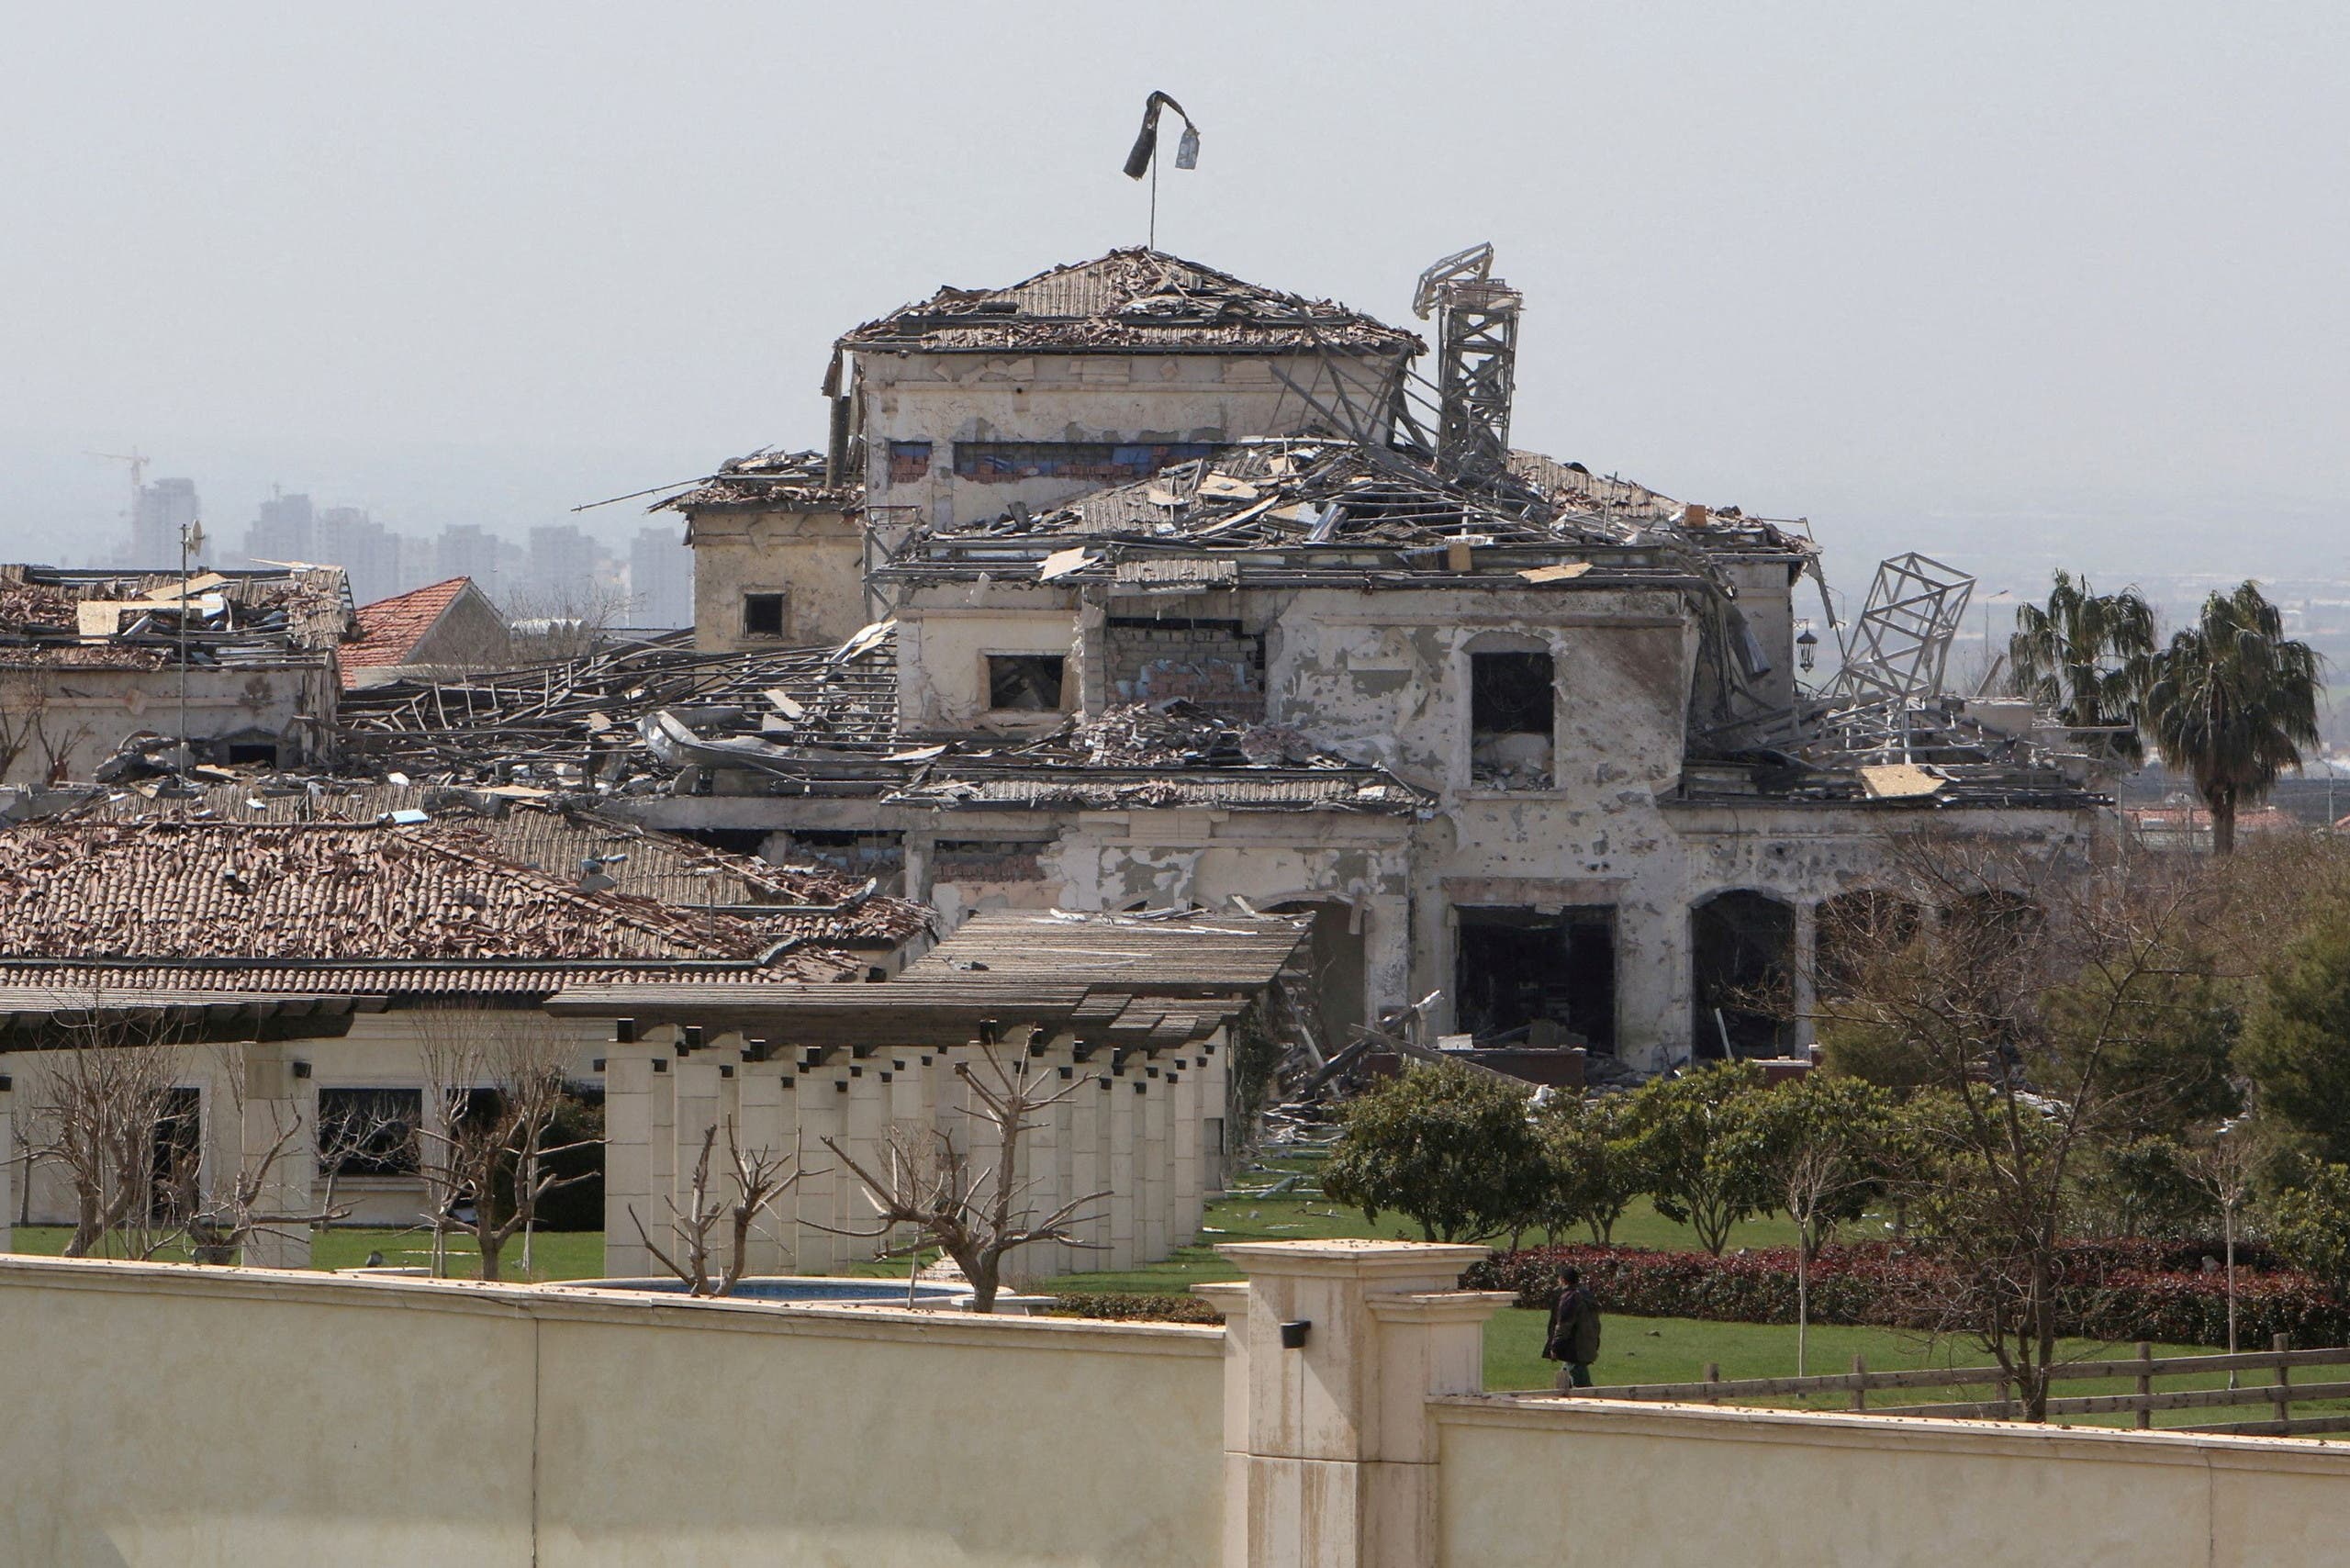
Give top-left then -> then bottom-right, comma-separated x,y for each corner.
1464,1242 -> 2350,1350
1045,1291 -> 1225,1325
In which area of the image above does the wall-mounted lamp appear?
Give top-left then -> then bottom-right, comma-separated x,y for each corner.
1796,622 -> 1819,674
1279,1320 -> 1312,1350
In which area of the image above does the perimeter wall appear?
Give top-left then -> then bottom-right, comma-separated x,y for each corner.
3,1245 -> 2348,1567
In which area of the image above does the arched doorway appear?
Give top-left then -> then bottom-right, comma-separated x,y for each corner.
1690,890 -> 1795,1058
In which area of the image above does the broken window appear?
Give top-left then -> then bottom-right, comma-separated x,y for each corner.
1454,906 -> 1617,1052
1691,890 -> 1796,1058
931,839 -> 1054,882
887,441 -> 934,486
988,654 -> 1067,711
1469,648 -> 1554,790
954,441 -> 1219,484
742,592 -> 788,639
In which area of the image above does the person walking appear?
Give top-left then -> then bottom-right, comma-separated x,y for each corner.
1543,1265 -> 1602,1391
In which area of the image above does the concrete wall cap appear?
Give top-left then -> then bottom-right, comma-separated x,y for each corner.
1214,1238 -> 1489,1277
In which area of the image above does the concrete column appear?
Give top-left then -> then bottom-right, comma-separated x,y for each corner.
1071,1062 -> 1109,1259
1139,1063 -> 1170,1265
792,1058 -> 847,1273
1197,1035 -> 1230,1196
1074,587 -> 1110,717
599,1035 -> 672,1279
840,1059 -> 888,1268
238,1041 -> 318,1270
0,1070 -> 14,1253
670,1037 -> 726,1215
1169,1053 -> 1203,1247
733,1047 -> 787,1279
1107,1062 -> 1139,1272
1792,899 -> 1819,1055
1207,1240 -> 1512,1568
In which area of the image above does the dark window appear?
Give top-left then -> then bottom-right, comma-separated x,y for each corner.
1691,890 -> 1796,1058
1471,651 -> 1555,736
150,1087 -> 203,1224
1454,906 -> 1617,1052
224,742 -> 278,766
888,441 -> 934,485
953,441 -> 1219,485
319,1088 -> 424,1177
988,654 -> 1067,711
743,592 -> 788,638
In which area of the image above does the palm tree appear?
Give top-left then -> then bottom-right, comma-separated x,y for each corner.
2007,571 -> 2157,760
2142,581 -> 2323,855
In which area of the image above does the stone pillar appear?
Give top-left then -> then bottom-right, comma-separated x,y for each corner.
1139,1063 -> 1170,1265
1169,1053 -> 1203,1246
1197,1035 -> 1230,1196
1792,899 -> 1819,1055
792,1057 -> 847,1272
1205,1240 -> 1513,1568
0,1069 -> 14,1253
733,1049 -> 788,1279
600,1031 -> 673,1280
842,1058 -> 888,1266
1074,586 -> 1110,717
239,1041 -> 318,1270
1071,1060 -> 1109,1258
1107,1062 -> 1139,1271
670,1036 -> 726,1214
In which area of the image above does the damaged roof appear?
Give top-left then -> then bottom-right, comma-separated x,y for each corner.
655,448 -> 863,515
881,438 -> 1812,584
837,248 -> 1423,357
341,577 -> 482,685
0,818 -> 915,991
0,563 -> 354,667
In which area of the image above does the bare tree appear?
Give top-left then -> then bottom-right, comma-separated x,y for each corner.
630,1117 -> 807,1296
0,675 -> 91,788
2189,1109 -> 2266,1374
21,999 -> 191,1259
1816,832 -> 2228,1420
820,1038 -> 1106,1312
497,582 -> 639,666
415,1008 -> 598,1282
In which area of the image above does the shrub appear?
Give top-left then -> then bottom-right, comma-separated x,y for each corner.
1321,1061 -> 1545,1243
1044,1291 -> 1224,1324
1462,1241 -> 2346,1350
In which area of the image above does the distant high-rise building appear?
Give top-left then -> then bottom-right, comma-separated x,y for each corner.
436,524 -> 508,593
629,524 -> 693,628
395,532 -> 439,597
524,524 -> 604,599
242,490 -> 316,566
130,477 -> 200,566
316,505 -> 402,604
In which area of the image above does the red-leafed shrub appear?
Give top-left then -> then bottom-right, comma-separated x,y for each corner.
1463,1242 -> 2350,1349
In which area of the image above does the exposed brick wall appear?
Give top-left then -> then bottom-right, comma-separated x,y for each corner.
1106,619 -> 1265,721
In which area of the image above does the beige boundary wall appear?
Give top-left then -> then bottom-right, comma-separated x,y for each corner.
0,1254 -> 1221,1568
6,1244 -> 2350,1566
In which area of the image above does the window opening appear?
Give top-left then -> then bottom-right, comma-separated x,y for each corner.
1690,890 -> 1796,1058
743,592 -> 788,638
319,1087 -> 424,1177
988,654 -> 1067,711
1470,650 -> 1554,789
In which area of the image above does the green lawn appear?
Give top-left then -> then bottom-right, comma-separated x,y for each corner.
7,1226 -> 606,1282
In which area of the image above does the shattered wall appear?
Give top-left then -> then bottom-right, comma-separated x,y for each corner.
0,661 -> 337,786
685,506 -> 867,653
853,351 -> 1399,527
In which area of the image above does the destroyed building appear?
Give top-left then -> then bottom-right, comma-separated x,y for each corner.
198,243 -> 2104,1074
0,563 -> 353,785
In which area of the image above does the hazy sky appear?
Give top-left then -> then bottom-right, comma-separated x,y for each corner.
4,2 -> 2345,588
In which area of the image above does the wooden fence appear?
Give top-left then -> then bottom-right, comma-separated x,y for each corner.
1573,1335 -> 2350,1436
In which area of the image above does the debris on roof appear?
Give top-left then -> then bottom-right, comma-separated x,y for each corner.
654,448 -> 863,515
837,248 -> 1424,357
0,563 -> 353,667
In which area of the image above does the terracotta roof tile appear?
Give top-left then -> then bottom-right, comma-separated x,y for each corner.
342,577 -> 473,683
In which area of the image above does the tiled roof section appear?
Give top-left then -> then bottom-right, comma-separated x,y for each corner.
56,786 -> 932,947
342,577 -> 471,680
655,449 -> 863,514
0,963 -> 859,997
0,563 -> 354,665
0,820 -> 876,977
838,248 -> 1423,356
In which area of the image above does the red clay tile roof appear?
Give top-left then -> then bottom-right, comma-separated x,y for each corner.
0,819 -> 879,986
342,577 -> 474,684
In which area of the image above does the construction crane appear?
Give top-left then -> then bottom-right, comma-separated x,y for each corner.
87,448 -> 151,536
1412,244 -> 1523,483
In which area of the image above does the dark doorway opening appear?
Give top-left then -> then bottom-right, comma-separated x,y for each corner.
1454,905 -> 1617,1052
1690,890 -> 1795,1058
1268,900 -> 1369,1057
150,1086 -> 202,1225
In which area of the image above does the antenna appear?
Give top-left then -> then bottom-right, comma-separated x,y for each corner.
1122,91 -> 1202,251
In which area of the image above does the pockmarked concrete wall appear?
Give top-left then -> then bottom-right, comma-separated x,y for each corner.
0,1255 -> 1223,1568
1431,1397 -> 2350,1568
